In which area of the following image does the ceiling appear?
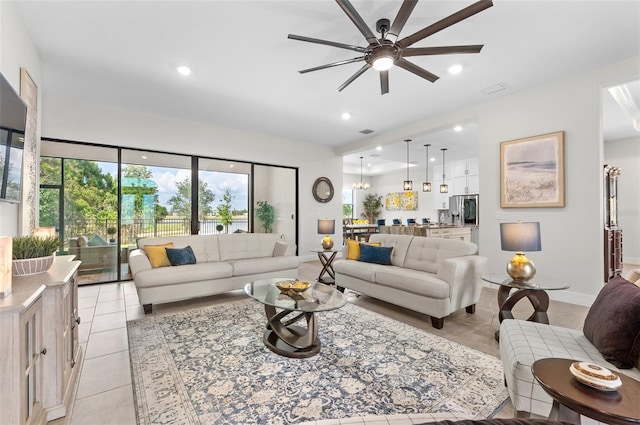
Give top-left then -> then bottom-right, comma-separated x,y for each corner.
11,0 -> 640,174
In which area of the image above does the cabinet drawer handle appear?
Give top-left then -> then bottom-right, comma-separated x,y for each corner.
41,348 -> 47,355
76,316 -> 81,325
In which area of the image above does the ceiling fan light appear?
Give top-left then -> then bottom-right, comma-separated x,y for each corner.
373,57 -> 394,71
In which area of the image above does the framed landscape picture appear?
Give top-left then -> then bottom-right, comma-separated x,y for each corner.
500,131 -> 565,208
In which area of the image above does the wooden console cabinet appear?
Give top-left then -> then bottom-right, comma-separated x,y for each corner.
0,256 -> 82,424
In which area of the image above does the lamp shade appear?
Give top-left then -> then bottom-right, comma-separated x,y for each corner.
500,222 -> 541,252
317,219 -> 335,235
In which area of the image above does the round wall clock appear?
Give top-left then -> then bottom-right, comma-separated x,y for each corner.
312,177 -> 334,203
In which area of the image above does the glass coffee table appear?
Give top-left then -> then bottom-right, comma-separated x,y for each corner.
244,278 -> 347,358
481,273 -> 570,341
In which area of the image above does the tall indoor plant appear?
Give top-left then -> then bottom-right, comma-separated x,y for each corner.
361,193 -> 383,224
256,200 -> 275,233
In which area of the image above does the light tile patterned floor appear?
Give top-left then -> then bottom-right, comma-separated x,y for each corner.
55,260 -> 602,424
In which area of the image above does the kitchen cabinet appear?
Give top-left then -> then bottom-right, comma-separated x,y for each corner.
0,256 -> 81,424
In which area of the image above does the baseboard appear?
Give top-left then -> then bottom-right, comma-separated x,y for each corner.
624,257 -> 640,266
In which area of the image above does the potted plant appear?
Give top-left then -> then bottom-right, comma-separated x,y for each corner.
361,193 -> 383,224
12,235 -> 61,276
256,200 -> 275,233
107,226 -> 117,243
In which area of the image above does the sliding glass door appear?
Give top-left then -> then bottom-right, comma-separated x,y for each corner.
39,140 -> 298,284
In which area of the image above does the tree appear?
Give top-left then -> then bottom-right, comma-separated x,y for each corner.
121,164 -> 160,220
167,179 -> 215,219
343,203 -> 353,218
216,188 -> 234,233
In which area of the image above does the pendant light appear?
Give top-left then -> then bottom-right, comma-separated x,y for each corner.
353,156 -> 370,190
403,139 -> 412,191
440,148 -> 449,193
423,144 -> 431,192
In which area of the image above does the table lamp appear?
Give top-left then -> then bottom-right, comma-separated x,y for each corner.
500,221 -> 541,284
317,219 -> 335,250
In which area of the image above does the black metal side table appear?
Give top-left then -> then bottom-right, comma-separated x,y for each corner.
310,248 -> 341,285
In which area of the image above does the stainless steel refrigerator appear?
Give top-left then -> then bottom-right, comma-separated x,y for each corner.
449,194 -> 479,226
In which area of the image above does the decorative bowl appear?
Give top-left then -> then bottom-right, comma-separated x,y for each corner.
569,361 -> 622,391
12,255 -> 55,276
276,280 -> 311,293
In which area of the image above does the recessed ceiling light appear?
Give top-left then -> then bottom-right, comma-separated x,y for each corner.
229,164 -> 234,168
341,112 -> 351,120
176,65 -> 191,76
454,125 -> 463,132
367,163 -> 372,167
141,155 -> 147,160
376,146 -> 382,151
448,64 -> 463,75
430,157 -> 436,162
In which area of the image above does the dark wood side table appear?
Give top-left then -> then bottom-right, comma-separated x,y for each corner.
532,358 -> 640,425
310,248 -> 341,285
481,274 -> 569,341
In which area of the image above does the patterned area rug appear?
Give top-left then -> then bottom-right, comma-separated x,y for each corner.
127,299 -> 508,425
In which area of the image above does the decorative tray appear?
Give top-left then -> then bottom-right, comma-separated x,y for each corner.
275,280 -> 311,293
569,361 -> 622,391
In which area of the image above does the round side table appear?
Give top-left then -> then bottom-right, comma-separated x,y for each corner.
532,358 -> 640,425
481,273 -> 569,341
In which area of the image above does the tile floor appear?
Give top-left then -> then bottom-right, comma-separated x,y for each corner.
56,260 -> 616,424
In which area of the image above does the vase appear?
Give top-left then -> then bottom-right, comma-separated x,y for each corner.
12,255 -> 55,276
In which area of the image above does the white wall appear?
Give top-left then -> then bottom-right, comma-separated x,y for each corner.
0,1 -> 42,237
338,55 -> 640,306
604,136 -> 640,264
41,95 -> 343,262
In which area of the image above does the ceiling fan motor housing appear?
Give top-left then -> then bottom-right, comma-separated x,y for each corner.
376,18 -> 391,34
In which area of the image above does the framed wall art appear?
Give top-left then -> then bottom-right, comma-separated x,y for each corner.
385,191 -> 418,211
500,131 -> 565,208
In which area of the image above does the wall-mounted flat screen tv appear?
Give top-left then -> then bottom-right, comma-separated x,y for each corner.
0,72 -> 27,203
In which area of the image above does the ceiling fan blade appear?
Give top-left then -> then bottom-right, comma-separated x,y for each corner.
337,64 -> 371,92
403,45 -> 484,57
288,34 -> 367,53
388,0 -> 418,40
395,58 -> 439,83
396,0 -> 493,49
299,57 -> 366,74
380,70 -> 389,95
335,0 -> 380,46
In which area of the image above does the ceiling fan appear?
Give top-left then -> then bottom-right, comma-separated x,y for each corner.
288,0 -> 493,95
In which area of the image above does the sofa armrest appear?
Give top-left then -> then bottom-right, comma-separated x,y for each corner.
274,240 -> 296,257
437,255 -> 488,310
129,249 -> 152,277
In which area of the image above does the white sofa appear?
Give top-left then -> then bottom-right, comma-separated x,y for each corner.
333,234 -> 487,329
129,233 -> 299,313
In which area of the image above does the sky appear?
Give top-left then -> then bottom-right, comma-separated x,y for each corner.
99,162 -> 249,212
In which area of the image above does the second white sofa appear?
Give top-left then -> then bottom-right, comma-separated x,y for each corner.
129,233 -> 299,313
333,234 -> 487,328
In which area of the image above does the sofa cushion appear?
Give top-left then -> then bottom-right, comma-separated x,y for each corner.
375,267 -> 449,299
368,234 -> 413,267
583,276 -> 640,369
166,245 -> 197,266
133,261 -> 234,288
334,259 -> 383,282
138,235 -> 220,263
218,233 -> 278,261
227,255 -> 299,276
144,243 -> 174,268
358,244 -> 393,265
77,235 -> 89,247
404,237 -> 478,274
88,234 -> 109,246
345,239 -> 381,260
